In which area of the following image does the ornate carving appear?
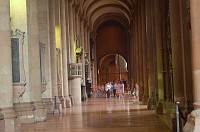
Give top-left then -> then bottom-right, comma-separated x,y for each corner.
11,29 -> 26,103
13,82 -> 26,103
39,42 -> 47,94
41,82 -> 47,94
56,48 -> 62,91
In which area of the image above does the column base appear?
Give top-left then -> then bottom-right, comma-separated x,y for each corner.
33,101 -> 47,122
183,109 -> 200,132
147,97 -> 156,110
156,101 -> 164,114
163,101 -> 175,114
42,98 -> 54,114
65,96 -> 72,108
5,118 -> 21,132
52,96 -> 62,114
14,102 -> 35,123
1,107 -> 21,131
161,101 -> 177,130
59,96 -> 66,108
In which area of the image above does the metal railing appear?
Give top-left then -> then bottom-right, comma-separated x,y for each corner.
175,102 -> 187,132
175,102 -> 180,132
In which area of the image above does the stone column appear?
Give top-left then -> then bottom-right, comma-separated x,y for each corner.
154,0 -> 165,113
183,0 -> 200,131
146,0 -> 157,109
141,0 -> 148,104
93,33 -> 98,86
81,20 -> 86,86
68,2 -> 75,63
68,2 -> 82,104
49,0 -> 61,113
68,1 -> 75,96
180,0 -> 193,111
133,9 -> 138,89
169,0 -> 185,104
87,29 -> 92,80
128,16 -> 136,94
38,0 -> 54,114
163,4 -> 170,102
135,3 -> 139,85
60,0 -> 71,108
27,0 -> 46,122
54,0 -> 65,110
137,0 -> 144,101
65,0 -> 70,63
0,0 -> 20,131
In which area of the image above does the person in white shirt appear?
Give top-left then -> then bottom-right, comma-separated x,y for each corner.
105,82 -> 112,98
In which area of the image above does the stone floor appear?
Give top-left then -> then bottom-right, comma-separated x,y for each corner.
21,95 -> 171,132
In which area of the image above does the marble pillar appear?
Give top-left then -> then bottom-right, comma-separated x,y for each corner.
169,0 -> 185,104
60,0 -> 71,108
68,1 -> 74,96
138,0 -> 144,101
93,33 -> 98,86
137,1 -> 143,101
154,0 -> 164,113
133,10 -> 138,90
38,0 -> 54,114
141,0 -> 148,104
135,4 -> 139,85
81,20 -> 86,87
68,2 -> 75,63
54,0 -> 64,110
67,2 -> 83,104
65,0 -> 71,64
83,21 -> 87,86
183,0 -> 200,131
180,0 -> 193,112
87,30 -> 92,80
27,0 -> 46,122
146,0 -> 157,109
0,0 -> 20,131
65,0 -> 72,97
131,15 -> 136,92
49,0 -> 61,113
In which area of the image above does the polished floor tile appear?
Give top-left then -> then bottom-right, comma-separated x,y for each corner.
21,95 -> 171,132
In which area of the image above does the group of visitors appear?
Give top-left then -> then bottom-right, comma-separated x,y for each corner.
91,80 -> 140,101
93,80 -> 127,98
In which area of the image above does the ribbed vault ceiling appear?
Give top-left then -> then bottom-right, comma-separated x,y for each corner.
78,0 -> 134,31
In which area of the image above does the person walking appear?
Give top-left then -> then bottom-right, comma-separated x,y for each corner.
105,82 -> 112,98
135,83 -> 139,101
113,81 -> 117,97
